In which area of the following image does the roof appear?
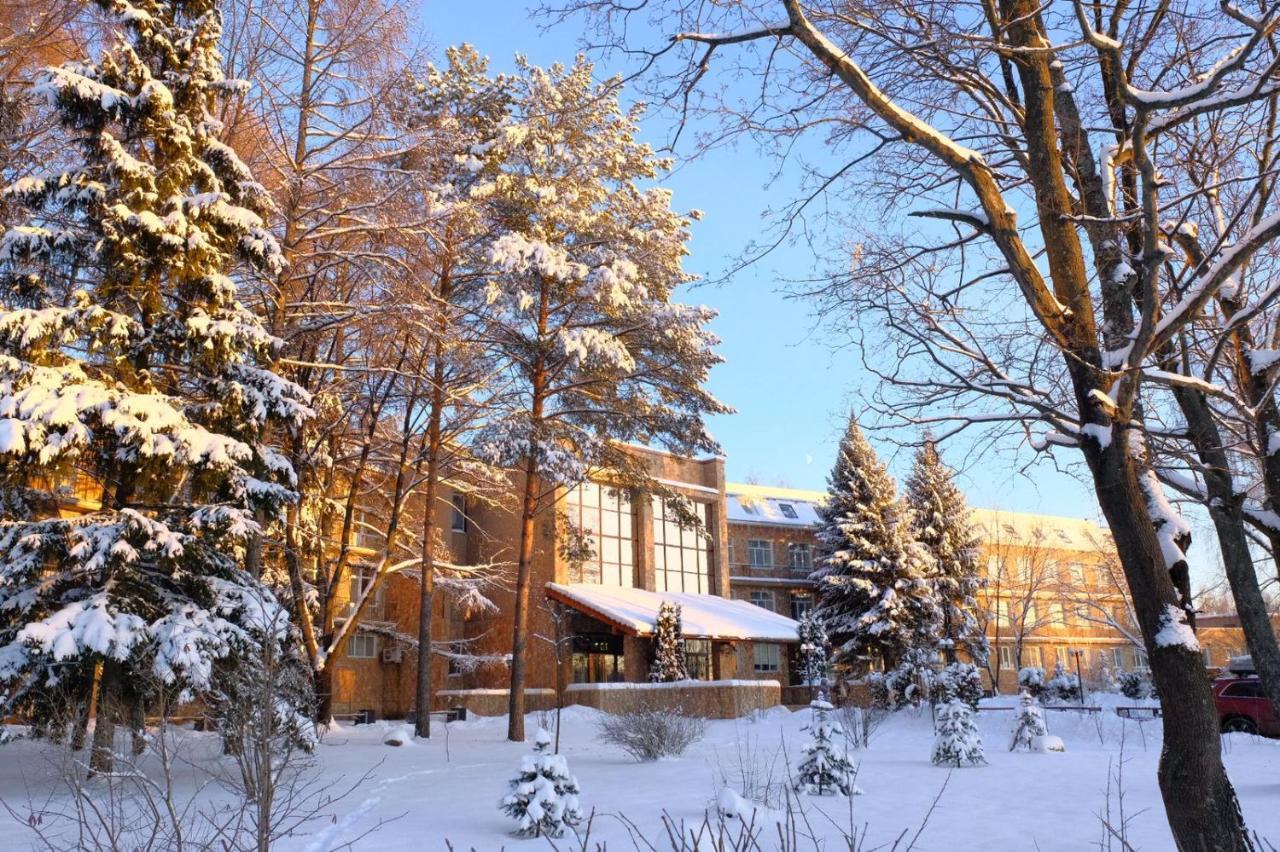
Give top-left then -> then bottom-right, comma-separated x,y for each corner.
724,482 -> 1111,552
545,582 -> 800,641
725,482 -> 824,528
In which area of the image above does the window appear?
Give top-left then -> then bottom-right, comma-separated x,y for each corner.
1048,602 -> 1066,626
347,633 -> 378,659
753,643 -> 781,673
347,565 -> 382,614
1071,563 -> 1088,586
685,639 -> 712,680
1222,680 -> 1264,699
747,539 -> 773,569
995,599 -> 1009,625
788,542 -> 812,572
790,593 -> 812,620
749,590 -> 775,611
778,503 -> 798,519
1135,648 -> 1149,670
1024,646 -> 1042,667
653,498 -> 712,593
998,646 -> 1015,668
1024,602 -> 1037,624
1056,646 -> 1073,667
1015,557 -> 1031,582
572,633 -> 624,683
565,483 -> 634,587
450,493 -> 468,533
1112,648 -> 1126,669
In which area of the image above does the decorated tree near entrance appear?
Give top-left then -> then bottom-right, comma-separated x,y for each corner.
0,0 -> 309,770
905,440 -> 985,664
1010,691 -> 1048,752
931,698 -> 986,768
500,727 -> 583,838
796,611 -> 831,689
649,601 -> 689,682
794,698 -> 860,796
813,413 -> 940,669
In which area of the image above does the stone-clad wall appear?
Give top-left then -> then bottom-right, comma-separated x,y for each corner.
563,679 -> 780,719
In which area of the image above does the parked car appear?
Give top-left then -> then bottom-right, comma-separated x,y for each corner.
1212,675 -> 1279,736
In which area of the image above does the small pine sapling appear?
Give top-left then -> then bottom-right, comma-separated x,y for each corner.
796,611 -> 831,691
932,661 -> 984,709
794,698 -> 861,796
500,728 -> 583,838
931,698 -> 986,767
1010,690 -> 1048,752
649,601 -> 689,682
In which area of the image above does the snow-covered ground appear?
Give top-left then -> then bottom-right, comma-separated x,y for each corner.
1,696 -> 1277,850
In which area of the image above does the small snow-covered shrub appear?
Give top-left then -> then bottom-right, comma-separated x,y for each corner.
1118,670 -> 1153,700
500,728 -> 583,838
932,662 -> 984,709
794,699 -> 861,796
931,698 -> 986,767
1010,690 -> 1048,752
596,701 -> 706,761
1046,663 -> 1081,703
648,601 -> 689,682
1017,666 -> 1047,699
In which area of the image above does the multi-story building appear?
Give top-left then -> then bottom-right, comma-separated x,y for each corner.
721,483 -> 1148,693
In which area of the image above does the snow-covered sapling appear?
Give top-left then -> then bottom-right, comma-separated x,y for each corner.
500,728 -> 583,838
1017,666 -> 1047,700
649,601 -> 689,682
794,698 -> 861,796
932,661 -> 985,709
931,698 -> 986,767
796,611 -> 831,690
1010,690 -> 1048,752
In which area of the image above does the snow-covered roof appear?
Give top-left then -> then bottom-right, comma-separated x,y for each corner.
545,582 -> 800,641
726,482 -> 825,528
724,482 -> 1112,553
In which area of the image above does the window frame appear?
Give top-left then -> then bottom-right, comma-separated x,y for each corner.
746,539 -> 773,569
753,642 -> 781,673
748,590 -> 775,612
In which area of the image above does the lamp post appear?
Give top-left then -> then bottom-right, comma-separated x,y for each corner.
1073,648 -> 1088,706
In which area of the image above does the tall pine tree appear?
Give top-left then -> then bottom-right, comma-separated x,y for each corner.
905,440 -> 984,664
0,0 -> 309,769
812,414 -> 939,670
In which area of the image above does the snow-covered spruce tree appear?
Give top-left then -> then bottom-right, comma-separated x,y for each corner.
905,440 -> 984,664
931,698 -> 985,768
932,661 -> 984,710
500,727 -> 583,838
812,413 -> 940,670
0,0 -> 309,771
649,600 -> 689,682
796,610 -> 831,690
793,698 -> 860,796
1010,690 -> 1048,752
472,57 -> 730,741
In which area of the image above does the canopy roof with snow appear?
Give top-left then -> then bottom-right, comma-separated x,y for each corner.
545,583 -> 800,641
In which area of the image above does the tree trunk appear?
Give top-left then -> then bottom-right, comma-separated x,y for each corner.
314,663 -> 335,726
89,662 -> 120,775
1086,433 -> 1252,852
507,461 -> 540,743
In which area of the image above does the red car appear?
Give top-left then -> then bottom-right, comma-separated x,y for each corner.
1213,676 -> 1279,736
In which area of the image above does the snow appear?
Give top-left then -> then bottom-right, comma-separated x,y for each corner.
2,700 -> 1275,850
546,582 -> 800,641
1154,603 -> 1201,652
726,483 -> 824,527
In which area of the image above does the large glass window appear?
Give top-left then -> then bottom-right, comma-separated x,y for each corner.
653,498 -> 711,593
749,590 -> 775,611
572,633 -> 625,683
685,639 -> 712,680
753,643 -> 781,673
564,482 -> 634,586
747,539 -> 773,569
790,593 -> 812,620
788,542 -> 812,572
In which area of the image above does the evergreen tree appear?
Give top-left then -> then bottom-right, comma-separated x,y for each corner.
500,727 -> 583,838
793,698 -> 860,796
649,600 -> 689,682
905,440 -> 984,664
932,661 -> 984,710
931,698 -> 986,767
813,413 -> 939,669
1010,690 -> 1048,752
796,610 -> 831,689
0,0 -> 309,769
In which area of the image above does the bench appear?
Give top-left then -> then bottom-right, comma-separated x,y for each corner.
1115,706 -> 1162,720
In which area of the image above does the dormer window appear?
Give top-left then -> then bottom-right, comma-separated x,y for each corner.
778,503 -> 798,519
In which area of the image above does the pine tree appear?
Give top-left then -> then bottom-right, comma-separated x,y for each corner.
794,698 -> 860,796
500,727 -> 583,838
931,698 -> 986,767
905,440 -> 984,664
472,57 -> 731,741
1010,690 -> 1048,752
649,600 -> 689,682
796,610 -> 831,689
0,0 -> 309,769
813,413 -> 940,669
932,661 -> 984,709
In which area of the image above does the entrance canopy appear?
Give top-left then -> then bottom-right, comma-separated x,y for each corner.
545,582 -> 800,641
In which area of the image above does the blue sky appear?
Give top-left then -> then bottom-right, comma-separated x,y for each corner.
421,1 -> 1222,578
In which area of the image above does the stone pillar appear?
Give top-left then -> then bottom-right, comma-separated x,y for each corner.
635,491 -> 656,591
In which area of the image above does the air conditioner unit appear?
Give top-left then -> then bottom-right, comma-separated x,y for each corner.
381,646 -> 403,664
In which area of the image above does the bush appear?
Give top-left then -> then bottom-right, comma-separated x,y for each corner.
1117,670 -> 1152,700
1017,666 -> 1046,699
596,702 -> 706,761
1045,662 -> 1081,703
